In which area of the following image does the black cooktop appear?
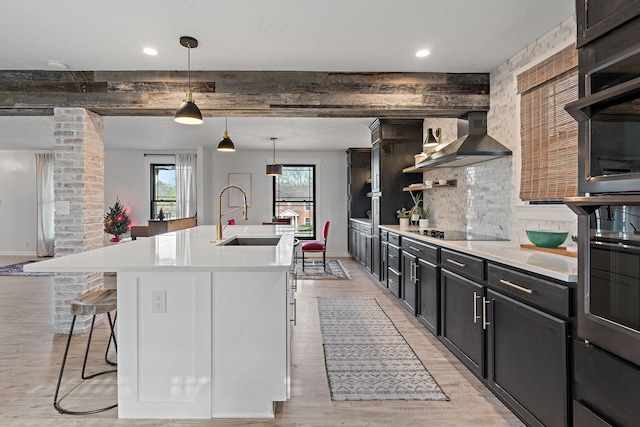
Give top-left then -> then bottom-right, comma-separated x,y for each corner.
409,229 -> 508,241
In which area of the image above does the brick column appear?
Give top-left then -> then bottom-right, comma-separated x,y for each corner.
53,108 -> 105,334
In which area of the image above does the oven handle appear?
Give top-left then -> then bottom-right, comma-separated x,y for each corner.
591,239 -> 640,252
565,76 -> 640,122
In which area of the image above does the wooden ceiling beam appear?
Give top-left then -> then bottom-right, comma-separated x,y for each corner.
0,70 -> 489,118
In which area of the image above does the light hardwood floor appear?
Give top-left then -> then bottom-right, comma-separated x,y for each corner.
0,255 -> 524,426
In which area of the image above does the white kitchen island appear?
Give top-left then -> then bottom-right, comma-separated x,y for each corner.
25,225 -> 296,419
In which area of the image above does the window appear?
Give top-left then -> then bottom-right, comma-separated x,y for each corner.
273,165 -> 316,239
150,164 -> 176,219
517,44 -> 579,202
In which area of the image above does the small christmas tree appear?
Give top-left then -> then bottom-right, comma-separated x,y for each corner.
104,198 -> 131,242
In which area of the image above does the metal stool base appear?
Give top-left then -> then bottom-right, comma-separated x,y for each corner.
53,311 -> 118,415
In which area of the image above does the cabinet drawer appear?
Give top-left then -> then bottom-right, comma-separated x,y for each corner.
388,244 -> 401,272
441,248 -> 484,282
487,263 -> 570,318
380,229 -> 388,242
388,232 -> 401,246
388,268 -> 401,299
401,237 -> 438,263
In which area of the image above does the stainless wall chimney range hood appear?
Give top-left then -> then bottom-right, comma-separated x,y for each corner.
415,112 -> 512,169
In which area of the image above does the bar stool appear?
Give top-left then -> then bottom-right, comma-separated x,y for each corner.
53,289 -> 118,415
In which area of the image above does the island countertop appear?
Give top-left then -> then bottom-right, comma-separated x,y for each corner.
380,225 -> 578,282
24,224 -> 295,273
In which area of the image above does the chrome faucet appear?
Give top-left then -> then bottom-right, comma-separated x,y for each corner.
217,184 -> 249,241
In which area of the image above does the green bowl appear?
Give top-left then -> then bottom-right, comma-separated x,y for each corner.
525,230 -> 568,248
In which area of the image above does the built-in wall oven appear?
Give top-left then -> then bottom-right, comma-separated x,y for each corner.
566,195 -> 640,367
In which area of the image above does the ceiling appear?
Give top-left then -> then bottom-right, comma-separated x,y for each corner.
0,0 -> 574,152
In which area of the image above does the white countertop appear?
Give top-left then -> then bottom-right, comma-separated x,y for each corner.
24,225 -> 295,273
380,225 -> 578,282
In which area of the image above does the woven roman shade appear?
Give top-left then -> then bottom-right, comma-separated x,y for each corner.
517,45 -> 578,201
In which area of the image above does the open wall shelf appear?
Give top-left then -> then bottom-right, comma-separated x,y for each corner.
403,179 -> 457,192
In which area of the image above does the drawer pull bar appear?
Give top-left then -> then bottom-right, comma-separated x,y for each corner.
473,292 -> 481,323
499,279 -> 533,294
446,258 -> 466,267
483,298 -> 491,330
409,245 -> 421,252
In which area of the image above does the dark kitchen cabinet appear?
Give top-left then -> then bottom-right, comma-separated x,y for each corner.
349,220 -> 372,271
386,232 -> 401,299
360,225 -> 372,271
348,221 -> 359,261
486,289 -> 569,427
418,258 -> 439,336
380,229 -> 388,287
440,268 -> 485,378
576,0 -> 640,47
401,237 -> 440,334
486,263 -> 571,427
401,251 -> 418,315
346,148 -> 371,222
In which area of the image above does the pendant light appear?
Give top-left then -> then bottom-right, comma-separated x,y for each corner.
217,118 -> 235,152
174,36 -> 203,125
423,128 -> 440,148
266,137 -> 283,176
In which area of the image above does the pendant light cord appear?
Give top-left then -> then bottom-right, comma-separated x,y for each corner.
187,42 -> 192,94
271,138 -> 277,163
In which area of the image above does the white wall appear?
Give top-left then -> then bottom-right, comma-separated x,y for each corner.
104,150 -> 151,229
0,148 -> 348,255
211,149 -> 349,256
0,150 -> 40,255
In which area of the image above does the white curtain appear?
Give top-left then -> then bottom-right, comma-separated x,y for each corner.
35,153 -> 55,257
175,154 -> 197,219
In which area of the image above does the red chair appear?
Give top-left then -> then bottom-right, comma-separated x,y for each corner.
301,221 -> 330,270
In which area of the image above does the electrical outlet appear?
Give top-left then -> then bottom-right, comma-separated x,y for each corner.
151,290 -> 166,314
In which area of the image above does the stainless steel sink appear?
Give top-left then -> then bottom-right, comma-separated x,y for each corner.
217,236 -> 281,246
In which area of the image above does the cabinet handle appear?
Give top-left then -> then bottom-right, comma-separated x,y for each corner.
290,298 -> 297,326
446,258 -> 466,268
483,297 -> 491,330
409,260 -> 416,282
413,261 -> 418,284
388,254 -> 396,259
499,279 -> 533,295
409,245 -> 421,252
473,291 -> 481,323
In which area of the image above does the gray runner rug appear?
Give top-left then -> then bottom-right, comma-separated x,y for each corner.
318,297 -> 449,401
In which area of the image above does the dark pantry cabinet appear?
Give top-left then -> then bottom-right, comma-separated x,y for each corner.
369,119 -> 422,279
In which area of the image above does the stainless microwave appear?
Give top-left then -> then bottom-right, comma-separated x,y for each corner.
566,43 -> 640,194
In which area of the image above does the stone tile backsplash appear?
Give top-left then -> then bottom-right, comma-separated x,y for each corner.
419,156 -> 512,238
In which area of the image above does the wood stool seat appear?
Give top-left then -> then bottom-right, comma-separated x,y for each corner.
54,288 -> 118,415
70,289 -> 117,316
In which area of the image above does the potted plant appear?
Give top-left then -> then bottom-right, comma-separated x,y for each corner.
366,209 -> 372,219
396,207 -> 411,228
409,190 -> 423,225
418,204 -> 430,230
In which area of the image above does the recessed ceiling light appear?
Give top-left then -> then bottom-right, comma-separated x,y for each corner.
416,49 -> 430,58
48,60 -> 68,70
143,47 -> 158,56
